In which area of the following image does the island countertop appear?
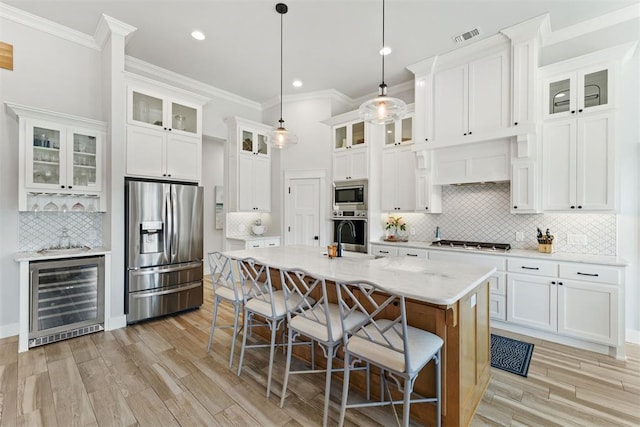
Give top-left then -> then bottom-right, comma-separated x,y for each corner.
223,245 -> 495,306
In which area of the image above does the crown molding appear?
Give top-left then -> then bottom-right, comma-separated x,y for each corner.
543,3 -> 640,47
261,89 -> 354,110
125,55 -> 261,111
0,2 -> 99,50
94,14 -> 137,49
500,13 -> 549,43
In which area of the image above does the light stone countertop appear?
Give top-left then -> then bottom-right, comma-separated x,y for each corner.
371,240 -> 629,267
223,245 -> 495,306
15,247 -> 111,262
227,235 -> 281,242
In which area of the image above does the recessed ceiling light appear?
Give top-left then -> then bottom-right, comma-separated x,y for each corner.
191,31 -> 205,41
292,80 -> 303,88
379,46 -> 392,56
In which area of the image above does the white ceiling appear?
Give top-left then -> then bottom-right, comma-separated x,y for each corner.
5,0 -> 639,103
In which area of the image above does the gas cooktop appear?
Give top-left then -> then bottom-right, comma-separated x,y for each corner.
431,240 -> 511,252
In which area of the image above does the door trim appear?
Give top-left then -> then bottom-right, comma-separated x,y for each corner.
283,169 -> 327,247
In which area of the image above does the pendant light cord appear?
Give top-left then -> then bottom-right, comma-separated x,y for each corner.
381,0 -> 385,86
279,9 -> 284,125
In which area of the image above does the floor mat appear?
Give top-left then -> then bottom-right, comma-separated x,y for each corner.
490,334 -> 534,377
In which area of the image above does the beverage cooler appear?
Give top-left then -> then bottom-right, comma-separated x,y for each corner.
29,256 -> 105,348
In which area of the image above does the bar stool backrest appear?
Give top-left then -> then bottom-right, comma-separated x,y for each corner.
207,252 -> 241,301
280,268 -> 333,341
336,281 -> 412,371
237,257 -> 273,306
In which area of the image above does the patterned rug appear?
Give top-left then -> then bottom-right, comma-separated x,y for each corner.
490,334 -> 534,377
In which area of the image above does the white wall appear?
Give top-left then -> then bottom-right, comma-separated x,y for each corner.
0,17 -> 103,336
202,136 -> 226,273
262,95 -> 334,241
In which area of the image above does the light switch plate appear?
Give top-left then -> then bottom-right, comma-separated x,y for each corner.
515,231 -> 524,242
470,293 -> 477,307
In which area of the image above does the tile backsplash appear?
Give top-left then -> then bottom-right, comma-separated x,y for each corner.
19,212 -> 104,251
226,212 -> 274,237
379,183 -> 616,256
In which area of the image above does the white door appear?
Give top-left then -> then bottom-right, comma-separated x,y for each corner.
286,178 -> 320,246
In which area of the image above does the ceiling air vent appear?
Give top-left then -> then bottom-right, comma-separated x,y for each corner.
453,28 -> 481,44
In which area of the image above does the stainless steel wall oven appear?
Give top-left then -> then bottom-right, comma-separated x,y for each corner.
29,256 -> 105,348
331,213 -> 368,253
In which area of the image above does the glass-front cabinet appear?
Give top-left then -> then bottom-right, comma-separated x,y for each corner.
6,102 -> 107,211
334,120 -> 366,150
384,114 -> 414,146
241,128 -> 269,157
25,120 -> 102,192
128,87 -> 201,136
543,65 -> 611,119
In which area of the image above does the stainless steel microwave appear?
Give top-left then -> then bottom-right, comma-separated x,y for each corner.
333,181 -> 367,209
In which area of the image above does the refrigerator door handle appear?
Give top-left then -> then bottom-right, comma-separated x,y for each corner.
164,188 -> 172,259
129,261 -> 202,276
170,185 -> 178,260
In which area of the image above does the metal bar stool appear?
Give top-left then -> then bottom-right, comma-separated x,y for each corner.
336,280 -> 443,427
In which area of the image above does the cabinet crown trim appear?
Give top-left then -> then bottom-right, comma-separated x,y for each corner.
5,102 -> 107,130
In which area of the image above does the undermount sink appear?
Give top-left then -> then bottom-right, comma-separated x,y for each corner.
37,246 -> 91,255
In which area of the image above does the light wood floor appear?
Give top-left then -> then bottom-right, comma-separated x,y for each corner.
1,279 -> 638,426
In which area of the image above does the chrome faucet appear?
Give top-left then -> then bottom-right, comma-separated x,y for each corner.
336,220 -> 356,257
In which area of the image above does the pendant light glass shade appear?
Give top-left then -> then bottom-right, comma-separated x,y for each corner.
271,3 -> 297,149
359,0 -> 407,125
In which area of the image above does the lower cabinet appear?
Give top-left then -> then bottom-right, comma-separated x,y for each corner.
507,259 -> 622,346
370,244 -> 428,259
227,237 -> 281,251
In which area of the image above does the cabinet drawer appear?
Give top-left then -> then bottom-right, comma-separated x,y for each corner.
559,263 -> 620,284
371,245 -> 398,257
262,238 -> 281,248
398,247 -> 428,258
428,250 -> 506,271
507,258 -> 558,277
489,272 -> 506,296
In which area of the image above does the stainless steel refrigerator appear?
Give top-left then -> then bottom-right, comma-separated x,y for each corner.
125,179 -> 203,323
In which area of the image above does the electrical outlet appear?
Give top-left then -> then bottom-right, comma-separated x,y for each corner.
515,231 -> 524,242
239,224 -> 247,233
567,234 -> 587,245
410,228 -> 416,236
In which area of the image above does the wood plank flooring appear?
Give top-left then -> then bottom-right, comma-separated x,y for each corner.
0,278 -> 638,426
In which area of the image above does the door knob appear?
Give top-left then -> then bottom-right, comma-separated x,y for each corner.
313,236 -> 319,240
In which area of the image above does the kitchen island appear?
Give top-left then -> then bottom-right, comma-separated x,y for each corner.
224,245 -> 495,426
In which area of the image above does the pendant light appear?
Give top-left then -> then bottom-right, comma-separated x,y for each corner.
358,0 -> 407,125
270,3 -> 298,148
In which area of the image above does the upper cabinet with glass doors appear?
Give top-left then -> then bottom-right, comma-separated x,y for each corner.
384,113 -> 414,147
240,128 -> 269,157
128,87 -> 201,137
6,103 -> 107,211
543,65 -> 612,120
334,120 -> 366,151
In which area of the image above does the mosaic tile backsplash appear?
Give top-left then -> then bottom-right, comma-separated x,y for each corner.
378,183 -> 616,256
226,212 -> 274,237
19,212 -> 104,251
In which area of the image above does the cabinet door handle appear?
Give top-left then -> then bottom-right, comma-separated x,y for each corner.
558,282 -> 564,286
425,206 -> 429,210
578,109 -> 583,113
468,131 -> 472,135
513,206 -> 518,209
571,110 -> 576,114
551,281 -> 556,285
514,122 -> 518,126
570,205 -> 576,209
577,272 -> 599,277
380,250 -> 389,254
521,266 -> 539,270
406,253 -> 418,257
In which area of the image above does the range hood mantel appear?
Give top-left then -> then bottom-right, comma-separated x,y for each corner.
413,126 -> 536,186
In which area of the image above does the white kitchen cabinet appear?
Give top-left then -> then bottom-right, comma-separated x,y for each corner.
415,170 -> 442,213
332,119 -> 369,181
380,145 -> 415,212
226,117 -> 273,212
542,112 -> 615,211
227,237 -> 281,250
125,85 -> 204,182
397,247 -> 428,258
370,244 -> 398,257
433,48 -> 509,141
383,114 -> 414,147
507,273 -> 558,332
510,39 -> 538,127
510,160 -> 538,213
333,148 -> 368,182
7,103 -> 107,211
126,126 -> 201,181
542,64 -> 612,120
507,258 -> 623,348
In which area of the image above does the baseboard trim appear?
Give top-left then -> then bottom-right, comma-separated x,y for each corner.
105,315 -> 127,331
